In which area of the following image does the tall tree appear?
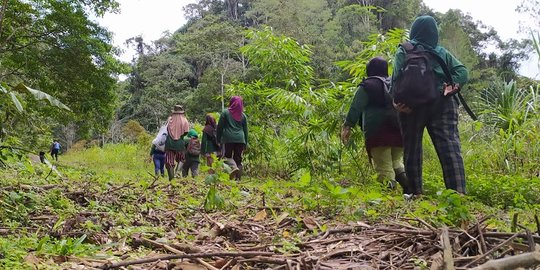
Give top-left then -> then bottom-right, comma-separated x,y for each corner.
0,0 -> 125,142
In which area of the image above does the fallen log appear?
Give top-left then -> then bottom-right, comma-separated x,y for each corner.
99,251 -> 277,269
472,251 -> 540,270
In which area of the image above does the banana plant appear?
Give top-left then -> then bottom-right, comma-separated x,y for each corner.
1,82 -> 71,113
0,82 -> 71,143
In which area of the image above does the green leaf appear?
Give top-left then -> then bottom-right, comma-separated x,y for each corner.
14,83 -> 71,111
9,92 -> 24,112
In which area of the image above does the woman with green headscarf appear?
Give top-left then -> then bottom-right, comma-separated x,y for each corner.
391,15 -> 469,197
182,129 -> 201,177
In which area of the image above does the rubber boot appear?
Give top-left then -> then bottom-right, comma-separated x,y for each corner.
236,164 -> 243,181
394,168 -> 411,195
167,167 -> 175,181
224,158 -> 239,179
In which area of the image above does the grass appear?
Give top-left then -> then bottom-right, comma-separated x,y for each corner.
0,123 -> 539,268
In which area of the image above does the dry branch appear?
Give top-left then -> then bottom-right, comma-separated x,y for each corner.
472,251 -> 540,270
100,251 -> 276,269
442,227 -> 455,270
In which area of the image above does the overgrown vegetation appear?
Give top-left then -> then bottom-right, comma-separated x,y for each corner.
1,0 -> 540,268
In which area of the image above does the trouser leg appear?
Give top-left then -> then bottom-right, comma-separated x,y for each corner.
232,143 -> 244,180
370,147 -> 394,184
159,156 -> 165,176
165,151 -> 178,180
427,98 -> 466,194
400,108 -> 428,195
153,157 -> 160,175
191,162 -> 199,177
223,144 -> 238,170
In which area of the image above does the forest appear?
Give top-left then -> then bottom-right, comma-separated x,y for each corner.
1,0 -> 540,269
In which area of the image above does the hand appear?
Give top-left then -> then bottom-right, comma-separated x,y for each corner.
146,156 -> 152,163
393,101 -> 412,113
443,83 -> 460,96
341,126 -> 352,144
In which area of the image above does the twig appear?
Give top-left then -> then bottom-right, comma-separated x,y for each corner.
315,224 -> 370,237
237,256 -> 289,265
477,223 -> 487,254
203,213 -> 225,230
375,227 -> 434,235
517,225 -> 535,252
44,166 -> 53,181
101,251 -> 276,269
472,251 -> 540,270
535,215 -> 540,236
416,216 -> 437,232
464,232 -> 520,268
484,232 -> 540,242
441,227 -> 455,270
511,213 -> 518,232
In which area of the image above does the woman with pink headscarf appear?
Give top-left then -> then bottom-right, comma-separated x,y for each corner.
217,96 -> 248,180
165,105 -> 190,180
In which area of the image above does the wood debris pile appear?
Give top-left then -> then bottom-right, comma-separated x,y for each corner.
92,214 -> 540,270
5,183 -> 540,269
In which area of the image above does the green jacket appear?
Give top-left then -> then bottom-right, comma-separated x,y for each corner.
201,132 -> 219,154
391,16 -> 468,94
344,85 -> 388,139
217,110 -> 248,145
164,133 -> 187,151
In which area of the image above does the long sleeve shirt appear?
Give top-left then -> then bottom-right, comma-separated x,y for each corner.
217,110 -> 248,145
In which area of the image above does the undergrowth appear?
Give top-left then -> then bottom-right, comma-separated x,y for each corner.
0,132 -> 539,268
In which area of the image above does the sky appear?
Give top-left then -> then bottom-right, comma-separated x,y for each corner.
98,0 -> 197,62
97,0 -> 538,78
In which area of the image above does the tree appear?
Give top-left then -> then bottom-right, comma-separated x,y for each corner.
0,0 -> 125,141
517,0 -> 540,33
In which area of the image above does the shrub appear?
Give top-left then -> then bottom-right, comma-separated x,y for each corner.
122,120 -> 146,142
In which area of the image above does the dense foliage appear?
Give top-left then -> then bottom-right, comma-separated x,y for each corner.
1,0 -> 540,268
0,0 -> 125,150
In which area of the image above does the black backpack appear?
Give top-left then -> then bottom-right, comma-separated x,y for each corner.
394,42 -> 477,120
361,76 -> 399,129
393,42 -> 447,108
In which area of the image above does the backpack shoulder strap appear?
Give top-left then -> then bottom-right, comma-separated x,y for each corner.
400,42 -> 414,52
426,50 -> 478,120
366,76 -> 390,93
425,50 -> 453,85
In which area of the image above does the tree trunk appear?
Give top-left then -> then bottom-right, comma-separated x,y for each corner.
221,72 -> 225,111
0,0 -> 9,39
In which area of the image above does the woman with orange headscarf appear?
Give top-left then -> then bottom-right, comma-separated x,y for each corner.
165,105 -> 190,180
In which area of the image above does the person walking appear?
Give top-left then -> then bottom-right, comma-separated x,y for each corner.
50,140 -> 61,161
164,105 -> 190,181
182,129 -> 201,177
217,96 -> 248,180
201,114 -> 220,167
391,15 -> 469,196
341,57 -> 408,191
149,143 -> 166,177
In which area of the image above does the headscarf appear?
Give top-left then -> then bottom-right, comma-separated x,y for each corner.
362,57 -> 389,106
228,96 -> 244,122
408,15 -> 449,74
187,128 -> 198,138
167,111 -> 189,140
366,57 -> 388,77
202,114 -> 217,137
409,15 -> 439,49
